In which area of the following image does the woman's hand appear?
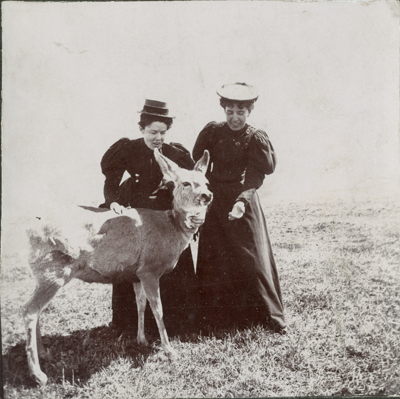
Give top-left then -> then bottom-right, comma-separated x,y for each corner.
110,202 -> 125,215
228,201 -> 245,220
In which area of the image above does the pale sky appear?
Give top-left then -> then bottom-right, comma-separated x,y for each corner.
2,0 -> 399,230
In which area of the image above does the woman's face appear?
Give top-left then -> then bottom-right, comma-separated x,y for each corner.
224,104 -> 250,131
141,121 -> 168,150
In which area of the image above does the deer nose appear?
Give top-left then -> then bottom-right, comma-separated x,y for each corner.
202,193 -> 213,203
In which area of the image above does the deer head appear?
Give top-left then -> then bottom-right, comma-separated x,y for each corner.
154,149 -> 212,228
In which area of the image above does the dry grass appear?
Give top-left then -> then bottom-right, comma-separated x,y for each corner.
2,199 -> 399,398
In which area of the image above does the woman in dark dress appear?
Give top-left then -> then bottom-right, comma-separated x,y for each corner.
193,83 -> 286,334
100,99 -> 198,335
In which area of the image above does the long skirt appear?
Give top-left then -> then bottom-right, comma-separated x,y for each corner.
195,189 -> 285,332
111,246 -> 198,335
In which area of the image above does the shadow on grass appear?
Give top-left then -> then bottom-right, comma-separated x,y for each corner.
3,321 -> 279,389
2,325 -> 164,388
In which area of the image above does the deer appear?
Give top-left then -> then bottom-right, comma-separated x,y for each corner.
23,148 -> 212,386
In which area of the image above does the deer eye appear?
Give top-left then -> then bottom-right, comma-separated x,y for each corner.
182,182 -> 191,187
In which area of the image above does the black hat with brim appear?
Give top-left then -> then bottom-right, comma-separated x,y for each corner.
138,99 -> 175,119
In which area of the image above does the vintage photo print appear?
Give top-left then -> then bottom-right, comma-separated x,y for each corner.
2,0 -> 399,396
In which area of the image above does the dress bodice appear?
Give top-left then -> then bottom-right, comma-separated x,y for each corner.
193,121 -> 276,205
101,138 -> 194,207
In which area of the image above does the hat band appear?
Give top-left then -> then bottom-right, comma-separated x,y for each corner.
141,105 -> 169,116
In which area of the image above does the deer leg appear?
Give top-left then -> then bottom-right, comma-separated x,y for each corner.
133,282 -> 148,347
140,277 -> 177,360
23,251 -> 75,385
36,318 -> 48,359
23,281 -> 61,386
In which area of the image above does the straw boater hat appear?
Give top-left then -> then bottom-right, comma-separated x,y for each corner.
138,99 -> 175,119
216,82 -> 259,101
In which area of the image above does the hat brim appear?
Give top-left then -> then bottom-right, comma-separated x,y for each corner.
217,83 -> 258,101
138,111 -> 175,119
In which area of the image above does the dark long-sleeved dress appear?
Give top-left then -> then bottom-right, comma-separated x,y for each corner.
192,121 -> 285,332
101,137 -> 197,335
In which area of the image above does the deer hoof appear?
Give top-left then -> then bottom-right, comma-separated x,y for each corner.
32,370 -> 48,386
137,337 -> 149,347
165,347 -> 178,361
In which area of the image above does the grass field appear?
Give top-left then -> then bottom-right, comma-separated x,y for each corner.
1,199 -> 399,398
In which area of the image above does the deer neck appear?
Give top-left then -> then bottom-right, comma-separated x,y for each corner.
171,207 -> 199,242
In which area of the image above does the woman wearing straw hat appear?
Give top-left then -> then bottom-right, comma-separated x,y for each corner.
100,99 -> 199,335
193,83 -> 286,334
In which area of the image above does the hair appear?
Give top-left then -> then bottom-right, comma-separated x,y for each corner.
138,113 -> 173,130
219,98 -> 256,112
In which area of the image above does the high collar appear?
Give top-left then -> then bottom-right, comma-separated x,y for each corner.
139,138 -> 163,156
222,122 -> 248,137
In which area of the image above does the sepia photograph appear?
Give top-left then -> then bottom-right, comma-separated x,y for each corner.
1,0 -> 399,397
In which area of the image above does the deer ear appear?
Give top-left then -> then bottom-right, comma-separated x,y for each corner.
194,150 -> 210,175
154,149 -> 180,181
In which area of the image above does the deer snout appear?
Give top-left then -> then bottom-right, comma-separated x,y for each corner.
201,192 -> 213,204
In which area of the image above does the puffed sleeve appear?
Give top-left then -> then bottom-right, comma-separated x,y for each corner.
236,130 -> 277,205
192,122 -> 216,162
177,151 -> 195,170
169,142 -> 195,170
101,138 -> 130,207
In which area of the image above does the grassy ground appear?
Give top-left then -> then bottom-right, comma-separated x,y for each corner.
2,199 -> 399,398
